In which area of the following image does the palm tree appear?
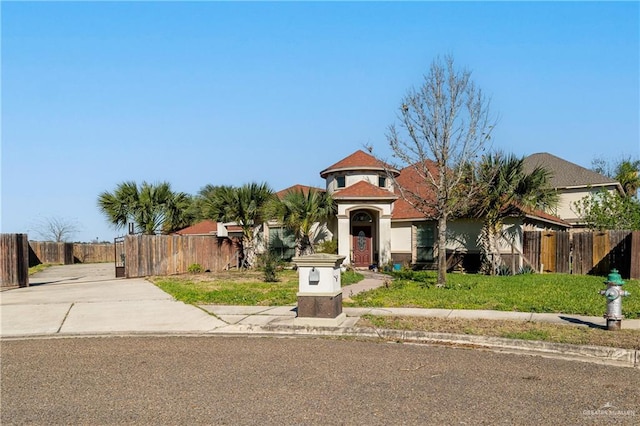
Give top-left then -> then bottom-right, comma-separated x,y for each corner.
200,182 -> 274,267
270,188 -> 335,257
615,159 -> 640,198
98,181 -> 192,235
474,152 -> 558,274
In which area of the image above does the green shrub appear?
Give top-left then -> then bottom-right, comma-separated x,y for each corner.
187,263 -> 203,274
391,269 -> 436,283
316,239 -> 338,254
258,252 -> 278,282
517,265 -> 536,275
496,265 -> 512,276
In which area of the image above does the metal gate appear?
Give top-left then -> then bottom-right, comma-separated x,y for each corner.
114,236 -> 125,278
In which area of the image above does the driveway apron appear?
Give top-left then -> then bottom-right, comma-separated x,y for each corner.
1,264 -> 226,337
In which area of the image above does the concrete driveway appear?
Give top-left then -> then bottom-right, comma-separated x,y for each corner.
0,263 -> 226,336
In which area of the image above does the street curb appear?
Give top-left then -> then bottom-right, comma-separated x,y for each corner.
2,326 -> 637,369
258,324 -> 639,369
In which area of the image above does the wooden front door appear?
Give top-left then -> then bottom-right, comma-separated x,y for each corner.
352,226 -> 372,267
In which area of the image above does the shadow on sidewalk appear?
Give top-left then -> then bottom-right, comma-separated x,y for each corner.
558,316 -> 606,330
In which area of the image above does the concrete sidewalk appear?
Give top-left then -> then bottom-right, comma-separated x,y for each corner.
1,264 -> 638,368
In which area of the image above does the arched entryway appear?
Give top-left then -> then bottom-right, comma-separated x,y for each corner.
351,210 -> 375,267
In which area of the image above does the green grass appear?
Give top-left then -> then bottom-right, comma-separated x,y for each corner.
153,272 -> 299,305
347,271 -> 640,319
152,267 -> 640,319
152,269 -> 365,306
360,315 -> 640,349
28,263 -> 55,275
341,270 -> 365,286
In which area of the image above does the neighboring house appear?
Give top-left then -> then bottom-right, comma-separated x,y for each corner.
174,219 -> 245,269
174,219 -> 244,238
523,152 -> 624,228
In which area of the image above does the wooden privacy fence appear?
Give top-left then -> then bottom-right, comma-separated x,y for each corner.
1,234 -> 29,288
523,231 -> 640,279
123,234 -> 236,278
522,231 -> 571,274
29,241 -> 74,266
28,242 -> 114,266
73,243 -> 115,264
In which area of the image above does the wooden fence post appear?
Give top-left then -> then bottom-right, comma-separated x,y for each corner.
1,234 -> 29,288
523,231 -> 541,272
631,231 -> 640,280
555,231 -> 571,273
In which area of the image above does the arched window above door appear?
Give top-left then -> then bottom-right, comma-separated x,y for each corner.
352,211 -> 372,223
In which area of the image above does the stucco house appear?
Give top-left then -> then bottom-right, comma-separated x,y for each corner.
181,150 -> 620,271
522,152 -> 624,229
267,150 -> 569,271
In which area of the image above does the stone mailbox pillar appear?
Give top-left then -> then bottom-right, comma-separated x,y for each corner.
293,253 -> 346,326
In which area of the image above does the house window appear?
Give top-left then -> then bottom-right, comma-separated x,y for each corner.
378,176 -> 386,188
352,211 -> 372,223
416,223 -> 434,262
269,227 -> 296,261
336,176 -> 346,188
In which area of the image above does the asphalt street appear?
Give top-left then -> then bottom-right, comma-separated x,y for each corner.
2,336 -> 639,425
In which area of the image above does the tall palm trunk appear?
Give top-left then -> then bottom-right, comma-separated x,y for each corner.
241,227 -> 258,268
296,234 -> 314,257
242,236 -> 256,268
479,220 -> 502,274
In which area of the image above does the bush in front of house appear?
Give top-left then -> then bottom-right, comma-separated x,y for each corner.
187,263 -> 203,274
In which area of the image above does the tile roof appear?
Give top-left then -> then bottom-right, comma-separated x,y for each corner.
226,225 -> 244,233
174,221 -> 244,236
391,162 -> 438,219
175,220 -> 218,235
320,150 -> 399,178
523,152 -> 619,189
333,180 -> 398,200
520,207 -> 571,228
276,184 -> 325,200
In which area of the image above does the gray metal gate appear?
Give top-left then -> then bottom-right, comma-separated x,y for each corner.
114,236 -> 125,278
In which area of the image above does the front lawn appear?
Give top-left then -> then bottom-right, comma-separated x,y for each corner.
347,271 -> 640,319
151,268 -> 640,318
151,269 -> 365,306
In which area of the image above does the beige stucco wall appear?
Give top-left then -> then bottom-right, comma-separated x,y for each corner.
391,222 -> 412,252
557,186 -> 618,224
445,219 -> 482,252
326,171 -> 394,193
441,218 -> 523,254
497,218 -> 524,254
263,221 -> 334,251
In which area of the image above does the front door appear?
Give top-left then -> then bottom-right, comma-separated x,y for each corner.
352,226 -> 372,267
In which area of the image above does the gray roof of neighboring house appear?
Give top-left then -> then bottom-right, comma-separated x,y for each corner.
523,152 -> 619,189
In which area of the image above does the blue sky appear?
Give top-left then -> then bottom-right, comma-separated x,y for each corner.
2,1 -> 638,242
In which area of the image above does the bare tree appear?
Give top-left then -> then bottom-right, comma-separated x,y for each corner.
32,216 -> 81,242
386,56 -> 494,286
